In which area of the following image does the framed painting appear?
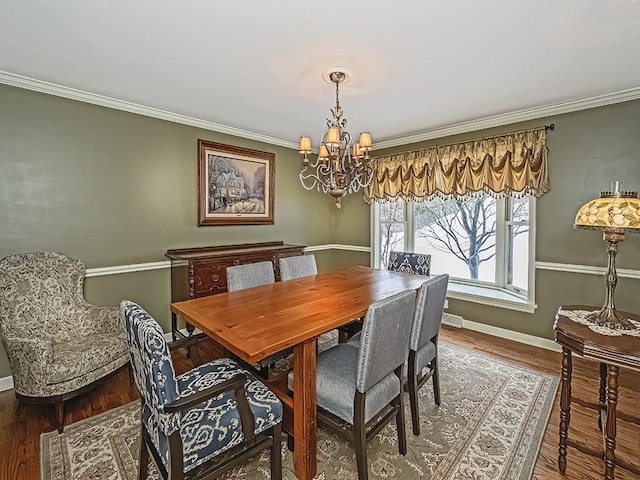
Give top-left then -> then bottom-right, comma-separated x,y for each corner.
197,140 -> 275,226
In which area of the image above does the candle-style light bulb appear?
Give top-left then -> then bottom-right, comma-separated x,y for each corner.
612,181 -> 623,194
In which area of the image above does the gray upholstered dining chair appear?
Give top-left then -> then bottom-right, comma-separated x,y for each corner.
279,254 -> 317,281
388,251 -> 431,276
0,251 -> 129,432
226,261 -> 285,377
121,300 -> 283,480
349,274 -> 450,436
279,254 -> 338,352
291,289 -> 416,480
226,261 -> 275,292
406,274 -> 449,435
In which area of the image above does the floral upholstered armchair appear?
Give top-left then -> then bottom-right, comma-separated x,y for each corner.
0,252 -> 129,432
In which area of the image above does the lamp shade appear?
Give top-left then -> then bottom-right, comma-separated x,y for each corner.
352,143 -> 361,158
299,136 -> 312,153
574,193 -> 640,233
359,132 -> 372,149
326,127 -> 340,146
318,145 -> 330,159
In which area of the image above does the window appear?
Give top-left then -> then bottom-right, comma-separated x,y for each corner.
372,195 -> 535,310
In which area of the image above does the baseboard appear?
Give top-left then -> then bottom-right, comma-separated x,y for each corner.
0,375 -> 14,392
461,319 -> 562,353
442,313 -> 463,328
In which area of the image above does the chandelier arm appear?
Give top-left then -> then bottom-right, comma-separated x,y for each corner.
298,174 -> 319,191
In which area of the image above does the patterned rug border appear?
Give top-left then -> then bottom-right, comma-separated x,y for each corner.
40,341 -> 559,480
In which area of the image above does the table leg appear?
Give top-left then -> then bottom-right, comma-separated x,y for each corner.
171,312 -> 178,341
604,364 -> 619,480
558,346 -> 572,473
598,362 -> 607,431
293,338 -> 317,480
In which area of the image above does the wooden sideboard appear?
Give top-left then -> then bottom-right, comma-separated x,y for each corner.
166,241 -> 305,343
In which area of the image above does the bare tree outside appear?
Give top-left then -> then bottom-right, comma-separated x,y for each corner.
379,199 -> 404,268
415,196 -> 529,280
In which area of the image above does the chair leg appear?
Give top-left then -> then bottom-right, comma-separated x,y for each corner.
139,424 -> 150,480
432,356 -> 441,406
407,352 -> 420,436
15,399 -> 25,419
395,368 -> 408,455
270,423 -> 282,480
353,392 -> 368,480
55,400 -> 65,433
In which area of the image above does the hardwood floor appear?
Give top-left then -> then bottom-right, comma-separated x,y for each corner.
0,326 -> 638,479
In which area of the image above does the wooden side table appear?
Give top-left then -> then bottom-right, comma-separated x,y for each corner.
554,305 -> 640,480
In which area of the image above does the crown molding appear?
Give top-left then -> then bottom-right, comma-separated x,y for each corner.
373,86 -> 640,150
3,71 -> 639,153
0,71 -> 299,150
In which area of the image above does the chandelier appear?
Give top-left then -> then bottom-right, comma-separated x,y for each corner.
298,69 -> 373,208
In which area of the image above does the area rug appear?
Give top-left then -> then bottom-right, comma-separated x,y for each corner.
40,342 -> 558,480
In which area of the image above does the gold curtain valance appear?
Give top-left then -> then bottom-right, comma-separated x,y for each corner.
364,127 -> 549,203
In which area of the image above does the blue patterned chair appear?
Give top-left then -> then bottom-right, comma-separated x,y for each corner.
121,301 -> 282,480
0,251 -> 129,432
388,251 -> 431,276
406,274 -> 449,435
291,290 -> 416,480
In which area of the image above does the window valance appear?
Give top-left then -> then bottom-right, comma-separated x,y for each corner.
364,127 -> 549,203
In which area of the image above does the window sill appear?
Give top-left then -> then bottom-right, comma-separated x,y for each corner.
446,282 -> 536,314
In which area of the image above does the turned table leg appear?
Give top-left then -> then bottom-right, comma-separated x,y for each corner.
558,346 -> 572,473
604,364 -> 619,480
598,362 -> 607,431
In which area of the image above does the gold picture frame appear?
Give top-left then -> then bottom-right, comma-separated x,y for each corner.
197,140 -> 275,226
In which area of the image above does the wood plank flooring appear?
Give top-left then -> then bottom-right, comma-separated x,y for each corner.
0,326 -> 638,479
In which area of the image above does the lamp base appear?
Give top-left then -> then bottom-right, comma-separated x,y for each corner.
584,306 -> 636,330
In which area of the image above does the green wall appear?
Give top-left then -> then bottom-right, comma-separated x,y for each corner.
1,83 -> 639,380
338,99 -> 640,340
0,84 -> 337,377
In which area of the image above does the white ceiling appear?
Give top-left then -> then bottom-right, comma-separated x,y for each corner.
1,1 -> 640,149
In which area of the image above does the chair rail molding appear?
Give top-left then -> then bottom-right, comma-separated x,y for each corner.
83,245 -> 372,277
303,244 -> 371,253
85,261 -> 171,277
80,254 -> 639,280
535,261 -> 640,280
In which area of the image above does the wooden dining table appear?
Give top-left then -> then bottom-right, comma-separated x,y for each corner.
170,265 -> 428,480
